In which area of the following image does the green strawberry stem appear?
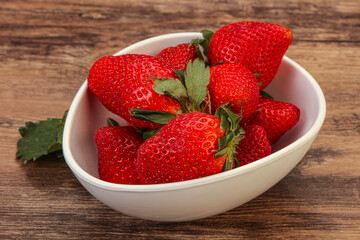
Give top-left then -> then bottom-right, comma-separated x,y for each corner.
190,29 -> 214,63
222,142 -> 239,171
214,104 -> 244,171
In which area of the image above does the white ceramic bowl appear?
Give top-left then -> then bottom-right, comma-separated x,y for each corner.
63,32 -> 326,222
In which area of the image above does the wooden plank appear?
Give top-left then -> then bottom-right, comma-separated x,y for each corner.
0,0 -> 359,239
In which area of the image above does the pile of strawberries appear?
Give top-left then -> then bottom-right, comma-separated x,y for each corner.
87,21 -> 300,185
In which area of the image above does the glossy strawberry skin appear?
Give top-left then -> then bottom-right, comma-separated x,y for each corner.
236,125 -> 271,166
208,21 -> 293,90
208,63 -> 259,122
246,97 -> 300,144
95,126 -> 143,184
87,54 -> 181,130
156,43 -> 197,71
135,112 -> 226,184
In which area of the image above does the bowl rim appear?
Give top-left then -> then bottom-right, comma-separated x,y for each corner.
63,32 -> 326,192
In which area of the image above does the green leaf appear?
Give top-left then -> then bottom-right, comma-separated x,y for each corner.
211,60 -> 224,67
16,118 -> 63,163
222,153 -> 237,171
260,90 -> 274,99
199,29 -> 214,56
48,110 -> 68,153
201,29 -> 214,42
219,114 -> 231,131
142,129 -> 161,141
131,109 -> 176,124
184,59 -> 210,110
214,146 -> 229,158
217,132 -> 235,151
151,75 -> 188,110
47,142 -> 62,154
107,118 -> 120,126
215,104 -> 242,133
173,69 -> 186,87
56,110 -> 68,144
189,30 -> 214,61
189,38 -> 205,61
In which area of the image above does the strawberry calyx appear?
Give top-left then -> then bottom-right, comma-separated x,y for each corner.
131,109 -> 177,124
106,117 -> 160,141
152,58 -> 211,113
260,90 -> 273,99
132,58 -> 211,121
190,30 -> 214,63
256,80 -> 274,99
150,75 -> 190,113
214,104 -> 245,171
107,118 -> 120,126
184,59 -> 211,112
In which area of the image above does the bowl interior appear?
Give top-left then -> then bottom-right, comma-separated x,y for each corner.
64,33 -> 325,184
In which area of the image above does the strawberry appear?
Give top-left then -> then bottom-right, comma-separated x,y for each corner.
208,63 -> 259,122
236,125 -> 271,166
87,54 -> 182,130
246,97 -> 300,144
135,105 -> 243,184
207,21 -> 293,90
95,125 -> 143,184
156,43 -> 197,71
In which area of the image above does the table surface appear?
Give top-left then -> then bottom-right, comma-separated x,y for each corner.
1,0 -> 359,239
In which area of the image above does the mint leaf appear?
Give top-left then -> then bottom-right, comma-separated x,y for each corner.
16,118 -> 63,163
184,59 -> 210,111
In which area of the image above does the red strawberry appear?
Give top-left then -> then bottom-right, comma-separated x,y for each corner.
135,110 -> 242,184
236,125 -> 271,166
207,21 -> 293,90
208,63 -> 259,122
246,97 -> 300,144
87,54 -> 181,130
156,43 -> 197,71
95,126 -> 143,184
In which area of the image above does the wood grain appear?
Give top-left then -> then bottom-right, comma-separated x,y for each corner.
1,0 -> 359,239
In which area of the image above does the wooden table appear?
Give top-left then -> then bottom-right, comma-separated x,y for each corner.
1,0 -> 359,239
